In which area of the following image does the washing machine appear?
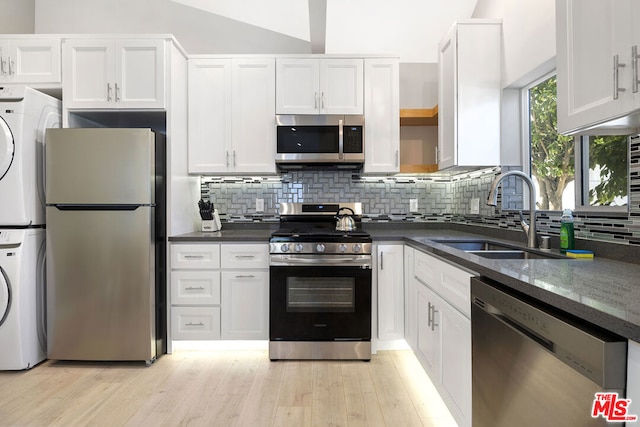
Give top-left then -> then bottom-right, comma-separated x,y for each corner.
0,86 -> 61,227
0,228 -> 46,370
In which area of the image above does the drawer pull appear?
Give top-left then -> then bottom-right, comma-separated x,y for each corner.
235,255 -> 255,259
185,286 -> 205,291
184,255 -> 206,260
185,322 -> 205,327
235,274 -> 255,279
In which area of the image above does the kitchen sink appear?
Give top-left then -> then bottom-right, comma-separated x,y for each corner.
433,239 -> 565,260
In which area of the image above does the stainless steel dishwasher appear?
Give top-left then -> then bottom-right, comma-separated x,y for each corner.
471,277 -> 628,427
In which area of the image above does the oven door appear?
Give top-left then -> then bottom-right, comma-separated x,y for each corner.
270,262 -> 372,341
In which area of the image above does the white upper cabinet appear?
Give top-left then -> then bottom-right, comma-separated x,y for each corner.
0,38 -> 61,84
363,58 -> 400,174
188,59 -> 232,173
188,57 -> 276,174
276,58 -> 364,115
556,0 -> 640,134
438,20 -> 501,170
231,59 -> 276,173
63,38 -> 166,109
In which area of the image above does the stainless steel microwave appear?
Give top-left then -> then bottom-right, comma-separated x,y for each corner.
275,115 -> 364,170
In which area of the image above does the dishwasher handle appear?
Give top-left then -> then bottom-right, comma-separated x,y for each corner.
477,298 -> 555,352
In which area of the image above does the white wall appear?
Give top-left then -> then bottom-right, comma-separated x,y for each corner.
0,0 -> 35,33
34,0 -> 309,54
326,0 -> 477,63
472,0 -> 556,88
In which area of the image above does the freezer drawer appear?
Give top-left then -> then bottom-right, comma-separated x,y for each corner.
46,206 -> 156,362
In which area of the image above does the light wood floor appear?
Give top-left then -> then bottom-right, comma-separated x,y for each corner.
0,349 -> 457,427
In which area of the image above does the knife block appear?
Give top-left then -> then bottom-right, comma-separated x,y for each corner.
202,210 -> 222,232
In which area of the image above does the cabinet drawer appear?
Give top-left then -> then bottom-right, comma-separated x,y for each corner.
171,306 -> 221,340
221,244 -> 269,269
171,244 -> 220,269
171,271 -> 220,305
414,249 -> 438,287
413,249 -> 473,317
439,261 -> 473,317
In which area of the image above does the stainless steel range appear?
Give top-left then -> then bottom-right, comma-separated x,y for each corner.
269,202 -> 372,361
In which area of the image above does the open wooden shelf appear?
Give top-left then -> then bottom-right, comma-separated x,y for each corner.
399,164 -> 439,173
399,106 -> 438,126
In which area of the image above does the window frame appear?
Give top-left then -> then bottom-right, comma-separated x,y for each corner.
574,135 -> 630,215
521,72 -> 630,215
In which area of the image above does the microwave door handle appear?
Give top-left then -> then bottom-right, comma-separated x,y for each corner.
338,119 -> 344,159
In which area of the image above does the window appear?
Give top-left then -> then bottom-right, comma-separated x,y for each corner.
576,135 -> 628,210
526,75 -> 629,212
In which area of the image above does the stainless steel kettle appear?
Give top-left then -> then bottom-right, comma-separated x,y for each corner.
335,207 -> 356,232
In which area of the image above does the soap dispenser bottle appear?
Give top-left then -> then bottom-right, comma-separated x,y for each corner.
560,209 -> 575,252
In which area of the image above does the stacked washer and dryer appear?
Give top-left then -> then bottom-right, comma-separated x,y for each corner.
0,86 -> 60,370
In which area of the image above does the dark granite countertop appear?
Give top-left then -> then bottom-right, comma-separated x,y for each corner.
170,223 -> 640,342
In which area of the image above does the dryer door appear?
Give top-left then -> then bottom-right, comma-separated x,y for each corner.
0,117 -> 15,181
0,267 -> 10,327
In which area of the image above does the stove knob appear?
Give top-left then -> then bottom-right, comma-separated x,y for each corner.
295,244 -> 304,252
280,244 -> 290,253
338,244 -> 348,253
353,244 -> 362,253
316,244 -> 326,253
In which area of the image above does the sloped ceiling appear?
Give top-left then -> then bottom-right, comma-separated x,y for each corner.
34,0 -> 477,62
166,0 -> 479,62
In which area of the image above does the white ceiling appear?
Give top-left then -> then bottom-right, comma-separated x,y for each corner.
168,0 -> 478,62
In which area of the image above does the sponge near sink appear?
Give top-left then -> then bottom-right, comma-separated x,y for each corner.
565,250 -> 594,259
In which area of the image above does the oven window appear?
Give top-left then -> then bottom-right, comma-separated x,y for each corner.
286,277 -> 355,312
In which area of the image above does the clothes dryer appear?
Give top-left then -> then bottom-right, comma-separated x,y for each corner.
0,86 -> 61,227
0,228 -> 46,370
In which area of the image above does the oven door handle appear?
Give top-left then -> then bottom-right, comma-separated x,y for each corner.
270,256 -> 372,267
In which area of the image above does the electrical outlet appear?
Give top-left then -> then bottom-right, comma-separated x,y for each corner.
256,198 -> 264,212
410,198 -> 418,212
470,198 -> 480,214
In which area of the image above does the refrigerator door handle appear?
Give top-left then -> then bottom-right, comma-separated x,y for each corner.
52,204 -> 149,211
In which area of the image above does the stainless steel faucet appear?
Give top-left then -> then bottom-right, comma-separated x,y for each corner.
486,171 -> 538,248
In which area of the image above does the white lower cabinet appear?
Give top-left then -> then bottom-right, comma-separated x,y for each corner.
376,244 -> 404,342
220,244 -> 269,340
171,306 -> 221,340
169,242 -> 269,342
170,243 -> 221,341
221,271 -> 269,339
408,246 -> 474,427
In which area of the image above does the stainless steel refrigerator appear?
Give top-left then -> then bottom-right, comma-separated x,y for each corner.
45,128 -> 166,365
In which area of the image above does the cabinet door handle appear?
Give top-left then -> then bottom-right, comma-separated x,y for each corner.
614,54 -> 626,100
395,150 -> 399,167
321,92 -> 325,109
0,57 -> 5,75
435,146 -> 439,163
107,83 -> 112,101
115,83 -> 120,102
226,151 -> 230,167
427,302 -> 433,328
7,56 -> 13,75
314,91 -> 318,109
431,307 -> 439,331
380,251 -> 384,270
233,150 -> 237,167
633,46 -> 640,93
